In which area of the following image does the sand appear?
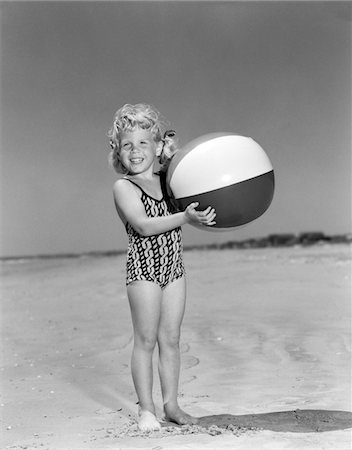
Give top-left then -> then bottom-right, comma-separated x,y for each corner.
1,244 -> 351,449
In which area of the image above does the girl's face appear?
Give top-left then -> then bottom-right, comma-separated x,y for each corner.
119,128 -> 162,175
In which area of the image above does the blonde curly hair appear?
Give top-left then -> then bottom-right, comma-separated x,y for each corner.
108,103 -> 178,174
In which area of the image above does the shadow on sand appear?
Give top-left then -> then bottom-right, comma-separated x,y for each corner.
165,410 -> 352,433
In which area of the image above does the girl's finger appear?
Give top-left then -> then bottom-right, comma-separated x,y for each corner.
206,209 -> 216,218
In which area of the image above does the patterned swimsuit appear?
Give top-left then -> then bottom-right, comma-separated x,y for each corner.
124,178 -> 185,289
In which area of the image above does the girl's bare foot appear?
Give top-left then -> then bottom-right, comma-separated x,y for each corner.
138,408 -> 161,432
164,403 -> 199,425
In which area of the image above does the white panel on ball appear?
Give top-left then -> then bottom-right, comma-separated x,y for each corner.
168,134 -> 273,198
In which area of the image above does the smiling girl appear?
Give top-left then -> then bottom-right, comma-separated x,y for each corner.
108,103 -> 216,431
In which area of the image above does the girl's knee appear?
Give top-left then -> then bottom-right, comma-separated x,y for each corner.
158,331 -> 180,349
135,334 -> 157,352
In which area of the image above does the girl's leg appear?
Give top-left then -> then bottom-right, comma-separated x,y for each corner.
157,276 -> 198,425
127,281 -> 162,431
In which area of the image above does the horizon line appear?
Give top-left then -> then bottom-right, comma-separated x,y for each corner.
1,231 -> 351,262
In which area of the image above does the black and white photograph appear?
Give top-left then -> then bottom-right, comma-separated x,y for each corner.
1,1 -> 351,449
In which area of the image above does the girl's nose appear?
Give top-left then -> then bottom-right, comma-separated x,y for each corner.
132,144 -> 142,152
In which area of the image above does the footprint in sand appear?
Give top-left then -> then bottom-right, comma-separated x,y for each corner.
182,354 -> 200,370
182,375 -> 197,385
180,343 -> 199,383
180,342 -> 200,369
180,342 -> 190,353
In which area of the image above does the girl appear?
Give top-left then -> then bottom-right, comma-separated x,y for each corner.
108,103 -> 216,432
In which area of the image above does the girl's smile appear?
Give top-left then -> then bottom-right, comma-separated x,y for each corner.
129,155 -> 144,167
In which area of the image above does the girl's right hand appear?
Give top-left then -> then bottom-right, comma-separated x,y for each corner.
185,202 -> 216,227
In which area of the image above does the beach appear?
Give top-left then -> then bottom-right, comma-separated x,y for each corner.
1,244 -> 351,449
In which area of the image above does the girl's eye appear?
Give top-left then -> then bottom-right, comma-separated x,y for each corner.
122,143 -> 132,150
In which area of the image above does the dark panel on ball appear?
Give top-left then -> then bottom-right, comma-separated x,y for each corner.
175,170 -> 275,228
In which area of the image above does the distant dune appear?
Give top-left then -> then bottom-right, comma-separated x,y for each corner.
185,231 -> 352,251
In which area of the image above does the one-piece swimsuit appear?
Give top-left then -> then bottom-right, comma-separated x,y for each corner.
124,177 -> 185,289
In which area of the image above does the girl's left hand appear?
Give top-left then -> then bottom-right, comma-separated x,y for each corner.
185,202 -> 216,226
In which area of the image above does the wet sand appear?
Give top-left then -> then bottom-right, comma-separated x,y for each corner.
1,244 -> 351,449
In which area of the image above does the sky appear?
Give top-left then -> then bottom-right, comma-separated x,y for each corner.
1,1 -> 351,258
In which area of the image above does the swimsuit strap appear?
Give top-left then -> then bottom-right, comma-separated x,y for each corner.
122,177 -> 163,201
122,177 -> 144,194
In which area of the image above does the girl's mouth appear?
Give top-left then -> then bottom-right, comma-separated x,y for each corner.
130,158 -> 143,164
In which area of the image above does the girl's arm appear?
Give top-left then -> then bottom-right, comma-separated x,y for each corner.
113,179 -> 216,236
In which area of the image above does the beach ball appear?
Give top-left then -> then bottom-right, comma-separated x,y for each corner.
166,133 -> 275,230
